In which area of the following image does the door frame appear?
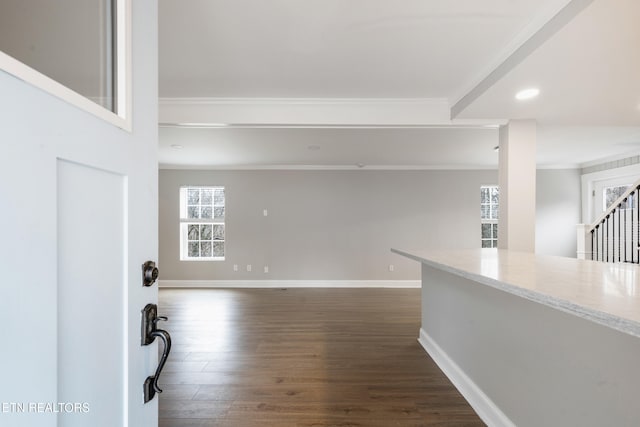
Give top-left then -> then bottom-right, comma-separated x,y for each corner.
581,162 -> 640,223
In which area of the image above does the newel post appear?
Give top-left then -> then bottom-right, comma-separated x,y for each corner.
576,224 -> 593,260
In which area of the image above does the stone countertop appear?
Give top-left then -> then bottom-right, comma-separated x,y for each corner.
391,248 -> 640,338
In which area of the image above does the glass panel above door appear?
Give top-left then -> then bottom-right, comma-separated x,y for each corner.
0,0 -> 116,112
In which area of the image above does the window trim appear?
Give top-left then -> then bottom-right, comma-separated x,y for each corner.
0,0 -> 132,131
481,185 -> 499,248
179,186 -> 226,261
179,222 -> 225,261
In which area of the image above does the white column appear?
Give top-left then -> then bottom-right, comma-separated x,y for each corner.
498,120 -> 537,252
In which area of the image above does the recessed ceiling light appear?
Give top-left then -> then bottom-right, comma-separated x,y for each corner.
170,144 -> 183,150
515,88 -> 540,101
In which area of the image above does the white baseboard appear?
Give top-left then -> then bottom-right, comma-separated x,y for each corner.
158,279 -> 420,288
418,328 -> 515,427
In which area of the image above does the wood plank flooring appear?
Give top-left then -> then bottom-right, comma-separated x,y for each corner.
158,288 -> 484,427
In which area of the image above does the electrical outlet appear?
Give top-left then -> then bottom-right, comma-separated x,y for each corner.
233,264 -> 238,272
246,264 -> 252,272
264,266 -> 269,273
263,209 -> 268,216
389,264 -> 395,272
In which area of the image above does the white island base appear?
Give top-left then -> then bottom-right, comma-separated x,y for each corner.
392,248 -> 640,427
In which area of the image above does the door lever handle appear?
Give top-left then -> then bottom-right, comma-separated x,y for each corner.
147,329 -> 172,394
154,316 -> 168,326
141,304 -> 172,403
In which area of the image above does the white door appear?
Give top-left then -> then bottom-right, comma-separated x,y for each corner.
593,175 -> 638,221
0,1 -> 160,426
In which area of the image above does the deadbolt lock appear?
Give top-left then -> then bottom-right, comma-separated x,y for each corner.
142,261 -> 159,287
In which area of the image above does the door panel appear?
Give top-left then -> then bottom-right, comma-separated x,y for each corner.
57,160 -> 126,426
0,1 -> 158,426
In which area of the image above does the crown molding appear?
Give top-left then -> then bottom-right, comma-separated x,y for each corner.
158,163 -> 501,171
160,97 -> 449,105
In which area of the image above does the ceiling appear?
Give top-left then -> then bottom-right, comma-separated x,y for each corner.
158,0 -> 640,170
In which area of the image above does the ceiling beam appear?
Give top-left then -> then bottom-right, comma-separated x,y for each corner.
451,0 -> 595,119
159,97 -> 457,127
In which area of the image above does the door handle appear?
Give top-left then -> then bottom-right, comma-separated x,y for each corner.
141,303 -> 172,403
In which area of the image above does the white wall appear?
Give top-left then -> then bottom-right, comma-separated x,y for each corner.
159,168 -> 580,282
420,264 -> 640,427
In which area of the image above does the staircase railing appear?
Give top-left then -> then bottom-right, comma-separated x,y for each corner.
578,178 -> 640,263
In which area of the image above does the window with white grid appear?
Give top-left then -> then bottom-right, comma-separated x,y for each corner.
179,186 -> 225,260
481,186 -> 499,248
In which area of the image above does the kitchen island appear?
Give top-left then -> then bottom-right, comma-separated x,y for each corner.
391,248 -> 640,427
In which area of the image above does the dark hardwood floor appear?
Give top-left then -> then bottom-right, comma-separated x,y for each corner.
158,288 -> 484,427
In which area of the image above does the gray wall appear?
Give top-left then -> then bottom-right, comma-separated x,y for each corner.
536,169 -> 581,257
159,169 -> 580,281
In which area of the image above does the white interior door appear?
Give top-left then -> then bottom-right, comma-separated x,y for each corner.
0,1 -> 159,426
593,175 -> 638,221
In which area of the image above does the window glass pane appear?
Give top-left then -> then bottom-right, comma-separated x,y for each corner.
481,188 -> 489,203
188,189 -> 200,204
0,0 -> 116,112
212,224 -> 225,240
188,242 -> 199,257
481,224 -> 492,239
604,185 -> 630,210
200,224 -> 212,240
188,206 -> 200,219
187,224 -> 199,241
201,207 -> 213,219
481,205 -> 490,219
214,206 -> 225,219
201,189 -> 213,205
200,242 -> 212,257
214,189 -> 225,205
491,207 -> 499,220
491,187 -> 499,204
492,224 -> 498,238
481,240 -> 492,248
213,242 -> 225,257
491,240 -> 498,248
